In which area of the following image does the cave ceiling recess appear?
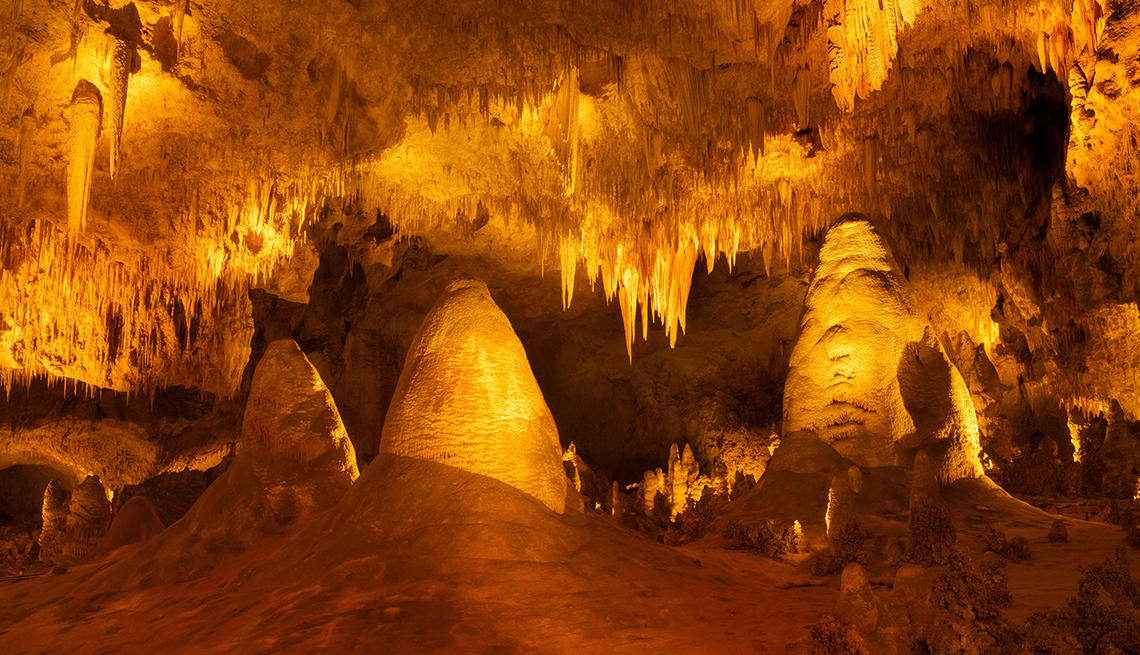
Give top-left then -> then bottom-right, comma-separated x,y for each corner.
0,0 -> 1134,408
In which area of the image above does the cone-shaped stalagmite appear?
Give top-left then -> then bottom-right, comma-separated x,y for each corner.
93,495 -> 164,555
66,80 -> 102,243
243,339 -> 359,483
380,279 -> 567,513
170,339 -> 359,559
783,215 -> 982,483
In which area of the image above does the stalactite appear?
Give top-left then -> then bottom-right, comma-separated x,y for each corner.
792,66 -> 810,129
1,35 -> 26,107
745,97 -> 766,162
106,34 -> 139,181
66,80 -> 103,244
559,235 -> 577,311
173,0 -> 188,60
16,106 -> 34,207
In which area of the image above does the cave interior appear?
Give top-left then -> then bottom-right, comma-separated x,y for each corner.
3,0 -> 1140,653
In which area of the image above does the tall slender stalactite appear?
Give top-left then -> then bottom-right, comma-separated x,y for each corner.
16,106 -> 35,207
106,35 -> 137,181
66,80 -> 102,244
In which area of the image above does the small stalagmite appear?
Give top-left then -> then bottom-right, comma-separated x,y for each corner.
826,472 -> 856,542
909,450 -> 942,509
380,279 -> 567,514
66,80 -> 102,242
668,443 -> 684,515
834,563 -> 879,634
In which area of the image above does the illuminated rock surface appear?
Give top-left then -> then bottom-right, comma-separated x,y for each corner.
243,339 -> 358,481
380,278 -> 566,513
783,216 -> 983,482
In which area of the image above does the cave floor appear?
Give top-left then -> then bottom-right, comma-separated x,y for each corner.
0,461 -> 1134,654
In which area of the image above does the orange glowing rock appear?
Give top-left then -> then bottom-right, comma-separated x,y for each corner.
242,339 -> 359,482
106,34 -> 140,181
783,215 -> 982,482
66,80 -> 102,243
380,279 -> 566,514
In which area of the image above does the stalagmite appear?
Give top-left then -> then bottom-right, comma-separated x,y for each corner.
834,563 -> 879,634
826,473 -> 855,541
92,495 -> 164,555
668,443 -> 683,515
909,450 -> 942,509
243,339 -> 359,483
783,215 -> 983,482
66,80 -> 103,242
39,476 -> 112,567
640,469 -> 660,514
380,279 -> 567,513
1099,400 -> 1138,497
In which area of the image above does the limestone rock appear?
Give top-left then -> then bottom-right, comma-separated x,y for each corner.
783,216 -> 983,483
39,475 -> 111,567
93,496 -> 165,556
767,434 -> 852,476
834,563 -> 879,634
1100,400 -> 1139,498
562,443 -> 612,513
243,339 -> 359,481
380,279 -> 566,514
827,473 -> 856,542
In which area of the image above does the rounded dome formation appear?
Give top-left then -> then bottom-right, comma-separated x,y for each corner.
782,215 -> 982,482
243,339 -> 359,482
380,278 -> 567,514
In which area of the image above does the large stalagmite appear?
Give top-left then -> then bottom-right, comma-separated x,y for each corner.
380,278 -> 567,514
782,215 -> 982,482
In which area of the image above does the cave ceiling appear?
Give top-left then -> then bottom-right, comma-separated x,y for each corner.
0,0 -> 1138,419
